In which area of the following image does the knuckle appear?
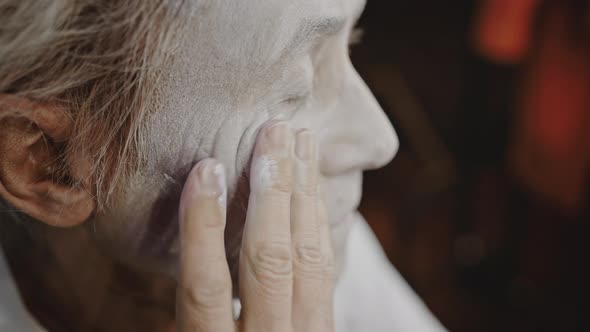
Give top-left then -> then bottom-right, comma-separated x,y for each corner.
293,243 -> 335,278
180,277 -> 229,311
248,242 -> 293,281
294,243 -> 323,266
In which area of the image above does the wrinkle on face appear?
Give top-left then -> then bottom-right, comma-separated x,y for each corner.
90,0 -> 385,278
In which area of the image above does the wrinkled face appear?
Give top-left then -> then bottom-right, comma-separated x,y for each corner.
91,0 -> 398,278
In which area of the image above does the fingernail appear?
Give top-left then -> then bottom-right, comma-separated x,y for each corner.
265,121 -> 292,151
295,129 -> 315,161
179,159 -> 226,230
194,159 -> 226,200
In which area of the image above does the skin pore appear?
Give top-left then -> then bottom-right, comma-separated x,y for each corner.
2,0 -> 398,330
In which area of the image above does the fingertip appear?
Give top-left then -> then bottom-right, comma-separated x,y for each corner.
250,121 -> 295,194
294,128 -> 316,162
256,120 -> 293,156
179,158 -> 227,227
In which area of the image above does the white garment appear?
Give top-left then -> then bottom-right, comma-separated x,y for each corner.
0,215 -> 445,331
334,213 -> 447,332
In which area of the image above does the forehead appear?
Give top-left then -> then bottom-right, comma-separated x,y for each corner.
191,0 -> 349,48
174,0 -> 363,85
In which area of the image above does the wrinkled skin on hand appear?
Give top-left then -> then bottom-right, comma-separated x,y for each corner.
177,122 -> 335,331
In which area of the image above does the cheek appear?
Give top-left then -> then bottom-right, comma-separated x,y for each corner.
210,104 -> 277,191
90,177 -> 171,253
99,108 -> 261,258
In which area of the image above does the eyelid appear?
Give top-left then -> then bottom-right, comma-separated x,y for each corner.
266,71 -> 312,119
267,92 -> 309,121
282,91 -> 311,105
279,78 -> 312,106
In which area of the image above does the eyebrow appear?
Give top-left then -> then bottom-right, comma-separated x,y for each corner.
282,16 -> 347,55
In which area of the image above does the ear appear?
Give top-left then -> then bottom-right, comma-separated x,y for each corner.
0,94 -> 95,227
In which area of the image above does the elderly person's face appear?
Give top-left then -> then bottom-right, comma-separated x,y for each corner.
91,0 -> 398,276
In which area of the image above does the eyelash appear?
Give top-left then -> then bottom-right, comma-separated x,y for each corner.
282,95 -> 307,105
269,83 -> 312,119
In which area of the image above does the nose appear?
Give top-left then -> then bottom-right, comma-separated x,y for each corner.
319,65 -> 399,175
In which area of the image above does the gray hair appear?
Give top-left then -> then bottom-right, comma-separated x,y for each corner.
0,0 -> 185,211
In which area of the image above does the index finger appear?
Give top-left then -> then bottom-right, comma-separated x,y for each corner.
176,159 -> 236,332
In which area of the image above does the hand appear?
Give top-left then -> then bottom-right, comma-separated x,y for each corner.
176,121 -> 335,332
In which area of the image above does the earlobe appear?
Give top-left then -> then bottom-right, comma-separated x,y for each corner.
0,95 -> 95,227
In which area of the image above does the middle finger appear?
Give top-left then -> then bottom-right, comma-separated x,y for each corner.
240,121 -> 295,331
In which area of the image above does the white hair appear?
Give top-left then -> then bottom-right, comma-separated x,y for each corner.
0,0 -> 186,210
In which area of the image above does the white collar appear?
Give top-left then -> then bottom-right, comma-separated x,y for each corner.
333,213 -> 446,332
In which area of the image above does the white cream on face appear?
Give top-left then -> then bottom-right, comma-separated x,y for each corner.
90,0 -> 399,276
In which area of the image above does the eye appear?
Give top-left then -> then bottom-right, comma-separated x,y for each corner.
267,56 -> 314,119
278,62 -> 313,108
281,93 -> 309,106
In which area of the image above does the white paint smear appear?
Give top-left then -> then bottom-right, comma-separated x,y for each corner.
250,154 -> 279,192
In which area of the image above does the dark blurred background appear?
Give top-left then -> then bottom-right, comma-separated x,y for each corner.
353,1 -> 590,331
